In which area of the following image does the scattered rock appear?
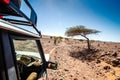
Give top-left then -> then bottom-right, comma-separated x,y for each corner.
115,77 -> 120,80
69,75 -> 73,77
55,51 -> 57,53
112,52 -> 118,57
83,77 -> 86,79
97,44 -> 100,47
103,66 -> 111,70
64,69 -> 69,72
96,60 -> 101,64
112,58 -> 120,67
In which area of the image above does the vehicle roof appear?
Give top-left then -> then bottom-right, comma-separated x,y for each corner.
0,19 -> 40,38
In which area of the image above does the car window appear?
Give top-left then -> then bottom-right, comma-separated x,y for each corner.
13,39 -> 42,63
13,39 -> 38,52
13,39 -> 44,79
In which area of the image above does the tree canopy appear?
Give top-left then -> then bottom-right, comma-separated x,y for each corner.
65,25 -> 100,37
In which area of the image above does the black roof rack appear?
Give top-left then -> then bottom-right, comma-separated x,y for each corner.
0,0 -> 40,35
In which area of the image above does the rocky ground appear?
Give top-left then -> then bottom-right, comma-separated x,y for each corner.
14,35 -> 120,80
41,36 -> 120,80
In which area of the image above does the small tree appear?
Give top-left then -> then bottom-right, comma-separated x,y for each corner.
65,25 -> 100,50
53,36 -> 63,45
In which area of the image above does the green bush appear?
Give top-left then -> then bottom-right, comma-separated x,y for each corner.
79,39 -> 84,41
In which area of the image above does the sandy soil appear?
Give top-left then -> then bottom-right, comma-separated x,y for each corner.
41,36 -> 120,80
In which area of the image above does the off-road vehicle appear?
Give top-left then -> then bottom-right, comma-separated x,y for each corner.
0,0 -> 57,80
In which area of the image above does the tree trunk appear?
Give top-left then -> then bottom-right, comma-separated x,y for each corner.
86,37 -> 91,50
82,35 -> 91,50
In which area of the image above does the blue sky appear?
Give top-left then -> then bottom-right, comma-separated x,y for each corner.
22,0 -> 120,42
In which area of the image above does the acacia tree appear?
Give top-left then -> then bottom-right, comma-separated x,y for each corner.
65,25 -> 100,50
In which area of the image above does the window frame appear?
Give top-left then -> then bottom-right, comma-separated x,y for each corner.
0,30 -> 47,80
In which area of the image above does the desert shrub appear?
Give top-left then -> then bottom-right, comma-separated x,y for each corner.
53,36 -> 61,45
97,43 -> 100,47
65,38 -> 69,41
79,39 -> 84,41
53,36 -> 57,45
57,36 -> 63,40
50,36 -> 53,39
48,41 -> 50,43
53,36 -> 64,45
91,40 -> 95,43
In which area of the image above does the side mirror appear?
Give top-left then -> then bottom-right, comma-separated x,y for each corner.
46,61 -> 58,70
